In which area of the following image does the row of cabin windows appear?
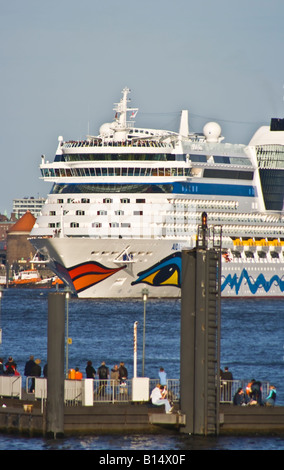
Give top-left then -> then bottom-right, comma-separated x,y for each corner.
55,198 -> 146,204
97,210 -> 143,216
49,210 -> 143,216
48,222 -> 132,228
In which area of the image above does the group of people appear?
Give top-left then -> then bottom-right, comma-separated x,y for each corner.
221,366 -> 277,407
69,361 -> 128,384
0,356 -> 20,376
233,380 -> 277,407
0,355 -> 46,379
0,355 -> 129,384
0,355 -> 47,393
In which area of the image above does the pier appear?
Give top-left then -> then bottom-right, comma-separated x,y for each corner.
0,395 -> 284,437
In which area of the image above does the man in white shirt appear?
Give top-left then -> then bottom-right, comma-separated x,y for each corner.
150,384 -> 173,413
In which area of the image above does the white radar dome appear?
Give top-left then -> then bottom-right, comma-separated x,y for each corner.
203,122 -> 222,142
99,122 -> 116,136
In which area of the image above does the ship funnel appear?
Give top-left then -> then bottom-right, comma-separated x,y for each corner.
179,110 -> 189,137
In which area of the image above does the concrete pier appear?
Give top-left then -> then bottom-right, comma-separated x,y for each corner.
0,398 -> 185,436
0,398 -> 283,436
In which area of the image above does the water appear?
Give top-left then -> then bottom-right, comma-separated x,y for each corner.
0,288 -> 283,450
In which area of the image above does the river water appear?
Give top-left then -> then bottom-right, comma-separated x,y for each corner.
0,288 -> 283,451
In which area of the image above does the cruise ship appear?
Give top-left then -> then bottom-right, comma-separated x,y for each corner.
29,88 -> 284,298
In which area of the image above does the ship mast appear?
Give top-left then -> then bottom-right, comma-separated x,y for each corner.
113,87 -> 138,131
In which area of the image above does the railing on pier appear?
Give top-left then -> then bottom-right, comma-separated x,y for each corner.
24,377 -> 180,405
220,379 -> 270,403
149,379 -> 180,403
20,377 -> 270,406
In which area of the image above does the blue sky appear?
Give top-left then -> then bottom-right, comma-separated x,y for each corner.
1,0 -> 284,215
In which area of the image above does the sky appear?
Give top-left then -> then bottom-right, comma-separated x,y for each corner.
1,0 -> 284,215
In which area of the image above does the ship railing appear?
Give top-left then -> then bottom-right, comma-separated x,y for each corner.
220,379 -> 270,403
63,139 -> 171,149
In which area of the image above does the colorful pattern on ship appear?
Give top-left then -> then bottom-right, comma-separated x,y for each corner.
56,251 -> 284,296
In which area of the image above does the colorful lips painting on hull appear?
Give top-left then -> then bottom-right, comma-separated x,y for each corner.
131,252 -> 182,288
54,261 -> 127,293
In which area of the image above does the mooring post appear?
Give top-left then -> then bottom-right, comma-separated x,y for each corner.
46,292 -> 65,438
180,214 -> 221,435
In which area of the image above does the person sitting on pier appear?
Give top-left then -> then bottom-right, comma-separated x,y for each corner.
150,384 -> 173,414
233,387 -> 247,406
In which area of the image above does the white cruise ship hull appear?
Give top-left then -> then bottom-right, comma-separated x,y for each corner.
32,237 -> 284,298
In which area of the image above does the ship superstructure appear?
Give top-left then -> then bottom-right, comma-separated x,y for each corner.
30,88 -> 284,298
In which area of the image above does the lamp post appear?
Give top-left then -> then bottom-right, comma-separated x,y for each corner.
133,321 -> 138,378
141,288 -> 149,377
64,286 -> 71,378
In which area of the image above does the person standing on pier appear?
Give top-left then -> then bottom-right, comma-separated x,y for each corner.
0,358 -> 4,375
24,355 -> 35,378
29,359 -> 41,393
118,362 -> 128,383
86,360 -> 96,379
98,361 -> 109,396
221,366 -> 233,401
158,367 -> 167,386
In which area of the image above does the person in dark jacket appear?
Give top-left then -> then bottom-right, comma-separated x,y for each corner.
86,360 -> 96,378
233,387 -> 247,406
221,366 -> 233,401
29,359 -> 41,393
250,379 -> 262,405
118,362 -> 128,383
24,355 -> 35,377
97,361 -> 109,396
0,358 -> 4,375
